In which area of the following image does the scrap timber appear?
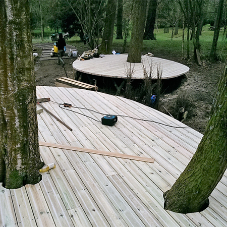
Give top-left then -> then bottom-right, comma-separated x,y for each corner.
55,77 -> 98,91
0,86 -> 227,227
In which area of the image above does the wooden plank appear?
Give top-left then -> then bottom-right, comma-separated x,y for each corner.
39,141 -> 155,163
39,174 -> 75,227
56,77 -> 97,90
0,184 -> 17,227
38,103 -> 73,131
65,169 -> 110,226
68,208 -> 92,227
25,184 -> 56,226
38,138 -> 93,225
10,187 -> 37,227
64,150 -> 131,227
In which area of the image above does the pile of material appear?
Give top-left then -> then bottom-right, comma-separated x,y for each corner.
79,47 -> 99,60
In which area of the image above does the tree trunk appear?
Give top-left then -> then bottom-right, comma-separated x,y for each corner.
0,0 -> 43,189
116,0 -> 123,39
163,66 -> 227,213
210,0 -> 225,61
99,0 -> 117,54
39,0 -> 44,41
143,0 -> 158,40
127,0 -> 147,63
174,20 -> 179,35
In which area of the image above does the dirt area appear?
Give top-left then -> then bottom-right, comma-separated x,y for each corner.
35,45 -> 225,134
159,61 -> 225,133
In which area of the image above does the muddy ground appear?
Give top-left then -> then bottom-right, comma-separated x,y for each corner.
35,45 -> 225,134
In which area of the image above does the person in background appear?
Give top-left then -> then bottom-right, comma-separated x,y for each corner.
56,33 -> 66,66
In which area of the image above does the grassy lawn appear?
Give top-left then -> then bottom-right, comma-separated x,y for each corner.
32,25 -> 227,61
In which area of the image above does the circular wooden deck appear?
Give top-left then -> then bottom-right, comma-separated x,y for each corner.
72,54 -> 189,80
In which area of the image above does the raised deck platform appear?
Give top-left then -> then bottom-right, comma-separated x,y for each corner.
1,86 -> 226,227
72,54 -> 189,80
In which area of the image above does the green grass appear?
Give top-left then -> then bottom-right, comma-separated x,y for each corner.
32,25 -> 227,61
139,26 -> 227,61
32,27 -> 59,43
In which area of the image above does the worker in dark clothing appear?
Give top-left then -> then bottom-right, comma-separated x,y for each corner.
56,33 -> 66,66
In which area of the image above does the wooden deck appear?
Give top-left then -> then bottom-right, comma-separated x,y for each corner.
72,54 -> 190,80
1,86 -> 227,227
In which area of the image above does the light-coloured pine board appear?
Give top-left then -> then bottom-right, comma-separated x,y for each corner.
25,184 -> 56,226
38,125 -> 114,226
72,54 -> 189,80
39,141 -> 154,163
64,150 -> 138,227
39,174 -> 75,227
39,138 -> 100,227
0,184 -> 17,227
10,187 -> 37,227
55,77 -> 97,90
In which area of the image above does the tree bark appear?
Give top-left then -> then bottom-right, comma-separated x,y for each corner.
100,0 -> 117,54
116,0 -> 123,39
127,0 -> 147,63
163,66 -> 227,213
39,0 -> 44,41
143,0 -> 158,40
0,0 -> 43,189
210,0 -> 225,61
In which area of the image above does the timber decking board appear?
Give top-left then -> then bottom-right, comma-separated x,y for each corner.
56,77 -> 97,90
0,86 -> 227,227
72,54 -> 189,80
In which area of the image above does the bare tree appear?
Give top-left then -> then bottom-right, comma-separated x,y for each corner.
178,0 -> 206,63
0,0 -> 43,189
100,0 -> 117,54
66,0 -> 106,49
144,0 -> 158,40
116,0 -> 123,39
127,0 -> 148,63
210,0 -> 225,61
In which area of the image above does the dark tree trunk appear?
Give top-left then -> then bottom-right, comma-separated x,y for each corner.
163,66 -> 227,213
144,0 -> 158,40
127,0 -> 147,63
174,20 -> 179,35
210,0 -> 225,61
100,0 -> 117,54
0,0 -> 43,189
116,0 -> 123,39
